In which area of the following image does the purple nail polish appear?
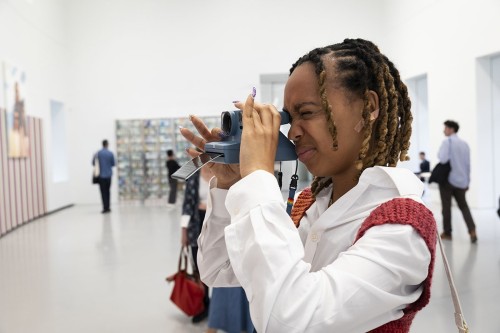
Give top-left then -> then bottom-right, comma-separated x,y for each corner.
232,100 -> 240,104
251,87 -> 256,98
218,131 -> 228,139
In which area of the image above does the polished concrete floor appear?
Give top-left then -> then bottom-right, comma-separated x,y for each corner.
0,185 -> 499,333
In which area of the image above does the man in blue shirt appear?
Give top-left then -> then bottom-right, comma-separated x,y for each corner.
93,139 -> 115,213
438,120 -> 477,243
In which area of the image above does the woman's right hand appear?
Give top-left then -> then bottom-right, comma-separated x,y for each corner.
179,115 -> 241,189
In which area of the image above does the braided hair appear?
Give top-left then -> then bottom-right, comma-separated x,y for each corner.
289,38 -> 413,196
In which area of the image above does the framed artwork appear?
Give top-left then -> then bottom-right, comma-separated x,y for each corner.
3,62 -> 29,158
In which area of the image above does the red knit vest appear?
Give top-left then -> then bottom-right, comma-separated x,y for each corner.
290,188 -> 437,333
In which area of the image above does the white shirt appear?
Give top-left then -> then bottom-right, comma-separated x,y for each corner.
437,133 -> 471,188
197,166 -> 431,333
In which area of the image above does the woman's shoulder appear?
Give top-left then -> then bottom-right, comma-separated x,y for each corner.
361,166 -> 424,198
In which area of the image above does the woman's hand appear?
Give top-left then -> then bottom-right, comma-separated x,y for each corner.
236,94 -> 281,178
179,115 -> 241,189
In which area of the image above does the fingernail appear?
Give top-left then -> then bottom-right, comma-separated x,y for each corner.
232,100 -> 240,104
189,114 -> 195,120
251,87 -> 256,98
178,126 -> 184,131
218,131 -> 228,139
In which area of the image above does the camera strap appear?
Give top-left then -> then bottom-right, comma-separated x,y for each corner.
284,161 -> 299,216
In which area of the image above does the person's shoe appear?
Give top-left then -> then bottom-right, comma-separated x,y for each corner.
440,232 -> 452,240
101,209 -> 111,214
469,230 -> 478,244
191,308 -> 208,323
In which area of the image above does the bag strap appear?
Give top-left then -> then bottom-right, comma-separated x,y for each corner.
177,246 -> 202,280
177,246 -> 189,271
436,229 -> 470,333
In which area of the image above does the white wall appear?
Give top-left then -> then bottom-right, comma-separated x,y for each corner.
0,0 -> 72,212
65,0 -> 384,204
381,0 -> 500,208
3,0 -> 500,208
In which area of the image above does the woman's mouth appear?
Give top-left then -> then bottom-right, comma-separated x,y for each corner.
296,147 -> 315,163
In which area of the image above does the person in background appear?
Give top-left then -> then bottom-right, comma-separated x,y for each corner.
166,149 -> 181,207
181,38 -> 437,332
93,139 -> 115,213
497,196 -> 500,219
437,120 -> 477,243
415,151 -> 430,182
180,166 -> 211,323
177,160 -> 254,332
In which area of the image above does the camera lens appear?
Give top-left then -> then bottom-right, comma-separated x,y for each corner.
221,111 -> 232,135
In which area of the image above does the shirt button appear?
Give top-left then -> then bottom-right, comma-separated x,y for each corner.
310,232 -> 319,242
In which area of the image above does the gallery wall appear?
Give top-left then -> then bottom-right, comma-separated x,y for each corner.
0,108 -> 47,237
380,0 -> 500,208
64,0 -> 385,205
0,0 -> 72,212
1,0 -> 499,210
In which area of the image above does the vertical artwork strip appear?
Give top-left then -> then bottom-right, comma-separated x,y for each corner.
8,153 -> 16,230
30,115 -> 39,218
0,109 -> 7,235
35,118 -> 43,215
25,116 -> 33,221
14,158 -> 22,228
39,119 -> 46,214
20,151 -> 28,223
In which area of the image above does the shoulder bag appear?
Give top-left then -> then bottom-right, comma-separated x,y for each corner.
165,246 -> 205,316
429,139 -> 452,185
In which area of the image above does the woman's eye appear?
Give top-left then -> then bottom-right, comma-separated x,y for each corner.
299,111 -> 314,118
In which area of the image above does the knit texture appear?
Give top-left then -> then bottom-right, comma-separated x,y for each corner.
290,187 -> 314,227
356,198 -> 436,333
290,189 -> 437,332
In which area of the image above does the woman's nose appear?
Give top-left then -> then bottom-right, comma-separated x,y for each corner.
288,122 -> 302,142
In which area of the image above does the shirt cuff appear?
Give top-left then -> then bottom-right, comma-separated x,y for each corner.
226,170 -> 284,218
180,215 -> 190,228
208,176 -> 230,219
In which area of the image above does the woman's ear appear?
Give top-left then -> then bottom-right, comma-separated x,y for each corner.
368,90 -> 379,121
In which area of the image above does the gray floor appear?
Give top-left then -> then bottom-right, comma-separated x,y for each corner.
0,185 -> 499,333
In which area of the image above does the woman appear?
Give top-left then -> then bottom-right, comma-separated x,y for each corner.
180,38 -> 436,332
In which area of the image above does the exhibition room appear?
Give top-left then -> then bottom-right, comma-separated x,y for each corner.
1,0 -> 500,332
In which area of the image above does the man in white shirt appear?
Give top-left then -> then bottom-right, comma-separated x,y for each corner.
437,120 -> 477,243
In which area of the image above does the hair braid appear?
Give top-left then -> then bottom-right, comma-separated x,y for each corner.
290,38 -> 412,197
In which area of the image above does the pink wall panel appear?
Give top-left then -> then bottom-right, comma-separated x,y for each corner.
25,117 -> 33,221
30,117 -> 39,219
0,109 -> 7,234
0,110 -> 46,237
35,119 -> 43,216
38,119 -> 47,214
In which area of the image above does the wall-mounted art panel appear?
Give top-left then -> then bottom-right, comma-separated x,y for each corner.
3,63 -> 29,158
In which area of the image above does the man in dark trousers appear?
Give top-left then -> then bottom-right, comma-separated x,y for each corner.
416,151 -> 430,182
437,120 -> 477,243
93,139 -> 115,213
166,149 -> 180,207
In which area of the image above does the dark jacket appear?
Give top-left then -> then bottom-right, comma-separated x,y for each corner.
182,171 -> 201,247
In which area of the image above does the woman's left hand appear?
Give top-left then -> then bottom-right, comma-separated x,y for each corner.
235,94 -> 281,178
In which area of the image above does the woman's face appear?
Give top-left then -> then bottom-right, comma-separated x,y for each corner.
285,62 -> 365,179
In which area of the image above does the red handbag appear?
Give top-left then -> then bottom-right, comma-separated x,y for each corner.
166,247 -> 205,316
